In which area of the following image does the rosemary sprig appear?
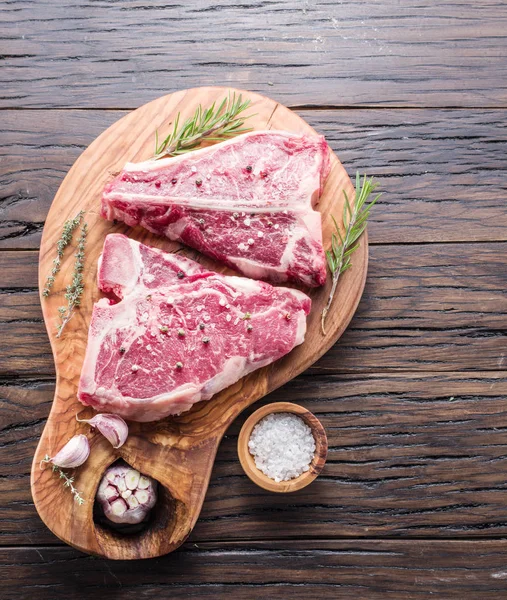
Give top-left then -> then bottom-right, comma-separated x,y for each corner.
42,211 -> 84,297
154,92 -> 253,159
56,221 -> 88,338
41,455 -> 85,505
321,172 -> 380,335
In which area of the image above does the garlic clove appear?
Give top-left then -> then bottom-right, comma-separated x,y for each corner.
104,485 -> 118,501
121,490 -> 132,499
135,489 -> 149,504
138,475 -> 150,490
77,413 -> 128,449
46,434 -> 90,469
118,477 -> 127,492
127,495 -> 139,509
125,469 -> 140,490
110,498 -> 127,518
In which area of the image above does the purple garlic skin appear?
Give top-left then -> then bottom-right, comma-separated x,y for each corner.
97,464 -> 157,525
77,413 -> 128,448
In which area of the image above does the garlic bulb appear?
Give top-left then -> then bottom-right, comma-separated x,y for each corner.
77,413 -> 128,448
96,464 -> 157,525
43,434 -> 90,469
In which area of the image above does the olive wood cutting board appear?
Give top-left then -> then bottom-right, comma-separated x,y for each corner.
31,86 -> 368,560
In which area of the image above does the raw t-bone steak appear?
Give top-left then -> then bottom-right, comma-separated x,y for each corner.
101,130 -> 330,287
78,234 -> 311,422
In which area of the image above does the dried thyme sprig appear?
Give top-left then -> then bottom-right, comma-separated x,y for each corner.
154,92 -> 253,159
42,211 -> 84,297
56,221 -> 88,338
41,455 -> 85,505
321,172 -> 380,335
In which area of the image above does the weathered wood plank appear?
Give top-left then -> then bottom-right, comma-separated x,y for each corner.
0,252 -> 39,288
1,0 -> 507,109
3,373 -> 507,545
1,0 -> 505,589
322,109 -> 507,245
1,109 -> 506,250
3,540 -> 507,598
2,241 -> 506,377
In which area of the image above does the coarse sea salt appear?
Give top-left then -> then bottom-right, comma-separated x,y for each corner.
248,413 -> 316,482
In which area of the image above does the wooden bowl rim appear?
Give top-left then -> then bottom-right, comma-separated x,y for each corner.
237,401 -> 328,493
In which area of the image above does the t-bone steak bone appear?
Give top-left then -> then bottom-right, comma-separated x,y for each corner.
101,130 -> 330,287
78,234 -> 312,422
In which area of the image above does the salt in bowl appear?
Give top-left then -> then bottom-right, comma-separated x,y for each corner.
238,401 -> 328,493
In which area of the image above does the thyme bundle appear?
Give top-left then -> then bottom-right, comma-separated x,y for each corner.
56,221 -> 88,338
154,92 -> 253,159
321,173 -> 380,335
42,211 -> 84,297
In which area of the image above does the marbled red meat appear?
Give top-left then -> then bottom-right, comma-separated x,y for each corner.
101,131 -> 330,287
78,234 -> 311,422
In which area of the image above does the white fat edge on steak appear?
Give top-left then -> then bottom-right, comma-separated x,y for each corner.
122,130 -> 314,172
93,381 -> 205,422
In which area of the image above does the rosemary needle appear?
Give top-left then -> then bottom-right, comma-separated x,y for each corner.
321,172 -> 380,335
154,92 -> 253,159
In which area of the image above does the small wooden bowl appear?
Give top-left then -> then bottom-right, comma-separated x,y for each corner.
238,402 -> 328,493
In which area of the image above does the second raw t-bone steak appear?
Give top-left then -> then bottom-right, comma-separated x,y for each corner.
78,234 -> 312,422
101,130 -> 330,287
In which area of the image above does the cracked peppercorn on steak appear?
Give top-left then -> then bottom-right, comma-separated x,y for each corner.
101,131 -> 330,288
77,234 -> 311,422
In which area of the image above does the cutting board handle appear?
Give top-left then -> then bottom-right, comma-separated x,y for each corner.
94,422 -> 223,559
32,401 -> 225,559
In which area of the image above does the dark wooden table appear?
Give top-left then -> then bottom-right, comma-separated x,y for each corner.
2,1 -> 507,597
